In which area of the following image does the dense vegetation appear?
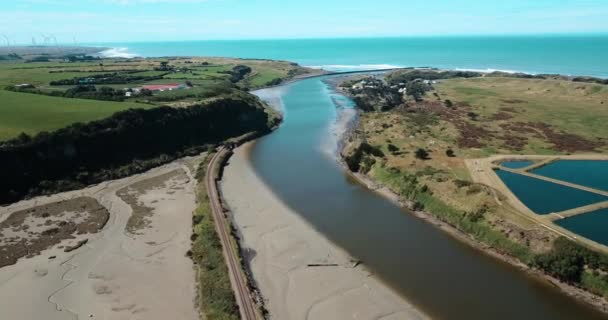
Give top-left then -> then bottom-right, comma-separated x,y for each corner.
386,69 -> 483,84
6,84 -> 130,101
49,71 -> 167,86
0,98 -> 273,204
224,65 -> 252,83
191,153 -> 239,319
534,238 -> 608,284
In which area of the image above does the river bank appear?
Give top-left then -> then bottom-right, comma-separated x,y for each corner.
219,73 -> 608,319
331,75 -> 608,314
221,143 -> 428,320
214,81 -> 428,319
342,166 -> 608,314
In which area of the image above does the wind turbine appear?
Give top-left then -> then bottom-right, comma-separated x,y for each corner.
0,34 -> 10,47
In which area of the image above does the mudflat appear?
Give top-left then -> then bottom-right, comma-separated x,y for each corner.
221,144 -> 427,320
0,156 -> 201,320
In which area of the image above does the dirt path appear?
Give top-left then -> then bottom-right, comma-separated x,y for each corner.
0,155 -> 203,320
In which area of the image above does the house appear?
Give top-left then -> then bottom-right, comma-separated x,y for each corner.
141,83 -> 187,92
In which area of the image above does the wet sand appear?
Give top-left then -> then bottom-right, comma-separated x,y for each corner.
221,144 -> 427,320
0,156 -> 202,320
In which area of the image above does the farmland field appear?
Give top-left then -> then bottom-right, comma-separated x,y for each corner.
0,90 -> 152,141
0,56 -> 313,141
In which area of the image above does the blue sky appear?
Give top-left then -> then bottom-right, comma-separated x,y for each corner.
2,0 -> 608,44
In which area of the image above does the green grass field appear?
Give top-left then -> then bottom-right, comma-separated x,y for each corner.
0,90 -> 152,141
435,77 -> 608,142
0,56 -> 312,141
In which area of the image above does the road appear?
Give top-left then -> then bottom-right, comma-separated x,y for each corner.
206,148 -> 259,320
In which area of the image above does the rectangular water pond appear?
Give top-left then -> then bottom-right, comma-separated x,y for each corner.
531,160 -> 608,192
556,208 -> 608,246
495,170 -> 607,214
500,160 -> 535,169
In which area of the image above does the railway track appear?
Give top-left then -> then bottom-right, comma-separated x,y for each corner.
206,148 -> 259,320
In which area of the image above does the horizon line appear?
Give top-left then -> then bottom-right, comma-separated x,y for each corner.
9,32 -> 608,46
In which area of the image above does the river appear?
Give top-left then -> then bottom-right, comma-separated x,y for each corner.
248,76 -> 608,319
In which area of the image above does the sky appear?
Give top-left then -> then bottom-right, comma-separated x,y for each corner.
2,0 -> 608,44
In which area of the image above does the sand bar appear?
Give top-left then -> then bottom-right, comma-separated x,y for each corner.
221,144 -> 427,320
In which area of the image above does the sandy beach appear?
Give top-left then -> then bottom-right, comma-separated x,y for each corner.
0,156 -> 201,320
221,144 -> 427,320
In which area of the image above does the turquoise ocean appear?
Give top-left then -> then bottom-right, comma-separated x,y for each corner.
94,35 -> 608,77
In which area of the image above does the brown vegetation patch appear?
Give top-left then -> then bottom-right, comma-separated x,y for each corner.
117,169 -> 187,235
490,218 -> 556,253
0,197 -> 109,268
456,122 -> 494,148
526,122 -> 603,152
501,99 -> 527,104
414,100 -> 496,148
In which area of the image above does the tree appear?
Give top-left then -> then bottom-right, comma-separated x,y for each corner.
139,88 -> 153,96
160,61 -> 169,71
415,148 -> 429,160
446,148 -> 456,157
406,81 -> 429,102
387,144 -> 399,154
16,132 -> 31,144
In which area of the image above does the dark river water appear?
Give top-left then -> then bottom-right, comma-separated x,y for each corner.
249,76 -> 608,320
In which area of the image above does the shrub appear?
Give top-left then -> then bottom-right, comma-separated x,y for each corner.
387,144 -> 399,154
415,148 -> 430,160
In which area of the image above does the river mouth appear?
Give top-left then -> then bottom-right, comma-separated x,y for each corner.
249,76 -> 607,319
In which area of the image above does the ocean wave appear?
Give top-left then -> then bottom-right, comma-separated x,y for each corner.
99,47 -> 139,58
454,67 -> 534,75
307,64 -> 402,72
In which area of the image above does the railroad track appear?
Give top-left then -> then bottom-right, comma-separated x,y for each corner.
206,148 -> 259,320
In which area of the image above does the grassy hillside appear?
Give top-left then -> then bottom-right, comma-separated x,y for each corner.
435,77 -> 608,152
0,90 -> 152,141
344,74 -> 608,256
341,71 -> 608,308
0,56 -> 312,142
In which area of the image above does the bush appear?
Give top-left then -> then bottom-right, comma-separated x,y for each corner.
532,237 -> 607,283
387,144 -> 399,154
415,148 -> 430,160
